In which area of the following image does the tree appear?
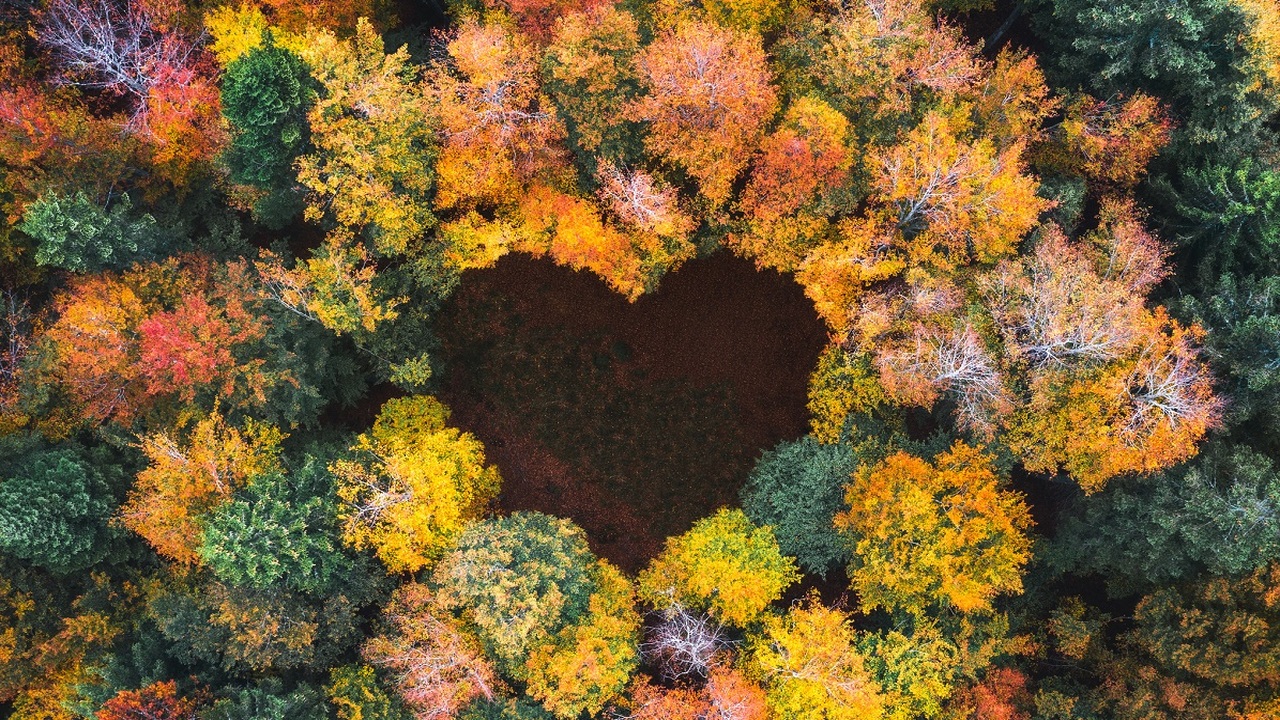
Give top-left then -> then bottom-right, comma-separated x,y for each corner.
122,412 -> 283,564
198,470 -> 344,594
1134,562 -> 1280,688
869,109 -> 1045,270
37,0 -> 192,106
203,680 -> 329,720
135,269 -> 274,407
295,19 -> 436,255
1150,158 -> 1280,283
257,231 -> 405,337
641,604 -> 732,680
541,6 -> 645,169
362,582 -> 499,719
327,664 -> 413,720
18,191 -> 157,272
432,512 -> 599,672
637,508 -> 799,626
36,0 -> 224,186
332,396 -> 501,574
1038,92 -> 1173,187
630,21 -> 778,206
745,597 -> 886,720
740,436 -> 853,577
522,561 -> 641,718
623,668 -> 767,720
731,96 -> 853,272
0,447 -> 116,574
429,20 -> 561,214
797,0 -> 984,129
98,680 -> 202,720
220,34 -> 316,226
858,620 -> 962,720
1031,0 -> 1272,150
37,269 -> 152,426
835,442 -> 1033,616
1050,443 -> 1280,590
806,345 -> 889,443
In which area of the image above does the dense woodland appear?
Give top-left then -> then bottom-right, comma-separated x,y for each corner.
1,0 -> 1279,717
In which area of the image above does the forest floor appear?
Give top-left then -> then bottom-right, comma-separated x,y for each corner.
433,252 -> 828,572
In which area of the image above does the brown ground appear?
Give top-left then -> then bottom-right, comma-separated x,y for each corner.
433,251 -> 829,572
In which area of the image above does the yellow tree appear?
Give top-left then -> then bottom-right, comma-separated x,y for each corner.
637,508 -> 799,626
256,230 -> 405,337
745,596 -> 886,720
295,19 -> 436,255
731,96 -> 853,272
523,562 -> 641,719
630,21 -> 778,206
429,20 -> 564,214
835,442 -> 1033,616
332,396 -> 501,573
122,412 -> 284,564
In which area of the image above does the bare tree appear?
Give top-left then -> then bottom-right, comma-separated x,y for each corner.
881,322 -> 1010,434
596,161 -> 686,235
364,583 -> 499,720
642,605 -> 733,681
1123,332 -> 1222,438
37,0 -> 192,102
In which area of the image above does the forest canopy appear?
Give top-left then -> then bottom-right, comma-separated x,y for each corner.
1,0 -> 1279,718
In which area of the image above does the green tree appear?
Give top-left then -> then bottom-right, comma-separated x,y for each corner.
220,34 -> 316,227
741,436 -> 853,577
1031,0 -> 1271,150
432,512 -> 599,672
0,447 -> 118,573
637,508 -> 799,626
205,680 -> 328,720
198,464 -> 345,594
1134,563 -> 1280,689
18,192 -> 157,272
1178,274 -> 1280,440
1151,158 -> 1280,283
1051,443 -> 1280,590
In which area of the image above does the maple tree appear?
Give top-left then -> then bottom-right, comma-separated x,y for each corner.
332,396 -> 500,574
98,680 -> 202,720
835,442 -> 1033,616
731,96 -> 853,272
630,21 -> 778,206
745,596 -> 886,720
623,667 -> 767,720
363,582 -> 499,718
1039,92 -> 1174,186
429,20 -> 561,215
295,19 -> 436,255
638,508 -> 799,626
121,411 -> 283,564
868,109 -> 1045,271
